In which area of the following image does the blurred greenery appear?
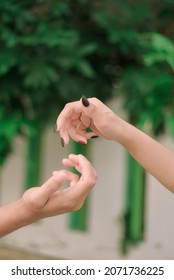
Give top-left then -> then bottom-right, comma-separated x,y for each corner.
0,0 -> 174,253
0,0 -> 174,165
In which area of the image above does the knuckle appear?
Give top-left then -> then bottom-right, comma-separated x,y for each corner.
73,201 -> 83,211
66,197 -> 84,212
68,202 -> 78,211
91,178 -> 97,187
78,153 -> 84,159
89,172 -> 98,187
26,196 -> 39,209
90,97 -> 98,103
64,102 -> 71,109
60,170 -> 67,177
65,198 -> 77,211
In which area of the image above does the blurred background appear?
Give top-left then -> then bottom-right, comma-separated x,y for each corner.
0,0 -> 174,259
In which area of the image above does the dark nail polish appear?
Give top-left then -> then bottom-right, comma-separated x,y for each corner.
60,137 -> 65,147
82,95 -> 90,107
91,135 -> 99,138
78,141 -> 87,146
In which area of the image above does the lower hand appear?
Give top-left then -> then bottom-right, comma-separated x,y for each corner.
22,154 -> 97,221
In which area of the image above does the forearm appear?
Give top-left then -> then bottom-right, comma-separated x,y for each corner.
115,119 -> 174,192
0,200 -> 36,237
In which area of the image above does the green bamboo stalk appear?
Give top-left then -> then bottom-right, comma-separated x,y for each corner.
122,152 -> 146,254
25,120 -> 44,190
69,141 -> 90,231
69,197 -> 89,231
129,156 -> 145,242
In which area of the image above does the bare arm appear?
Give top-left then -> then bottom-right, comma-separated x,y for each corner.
0,154 -> 97,237
0,200 -> 35,237
116,119 -> 174,192
57,97 -> 174,193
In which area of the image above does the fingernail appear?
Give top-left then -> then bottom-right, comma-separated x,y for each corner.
78,141 -> 87,146
54,123 -> 57,132
91,135 -> 99,138
82,95 -> 90,107
60,137 -> 65,147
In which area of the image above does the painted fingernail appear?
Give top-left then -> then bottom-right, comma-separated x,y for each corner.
82,95 -> 90,107
91,135 -> 99,138
60,137 -> 65,147
78,141 -> 87,146
54,123 -> 57,132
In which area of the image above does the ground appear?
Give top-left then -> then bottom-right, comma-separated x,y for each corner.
0,245 -> 55,260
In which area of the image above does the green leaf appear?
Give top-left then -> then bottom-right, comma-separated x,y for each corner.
75,60 -> 95,78
166,116 -> 174,138
0,51 -> 18,75
23,65 -> 59,88
141,33 -> 174,69
79,43 -> 98,56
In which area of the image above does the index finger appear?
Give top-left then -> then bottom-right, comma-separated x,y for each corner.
32,170 -> 80,209
61,154 -> 97,204
57,101 -> 83,131
35,171 -> 67,203
67,154 -> 98,191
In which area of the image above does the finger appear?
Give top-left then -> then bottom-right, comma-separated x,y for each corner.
57,99 -> 98,133
26,171 -> 67,209
59,129 -> 70,146
79,112 -> 91,128
67,154 -> 97,190
47,155 -> 97,211
60,127 -> 96,146
59,111 -> 85,145
61,154 -> 97,203
57,98 -> 101,145
62,157 -> 76,168
76,128 -> 97,139
52,170 -> 79,187
34,171 -> 67,204
62,154 -> 82,174
60,121 -> 88,146
57,101 -> 83,131
62,157 -> 82,176
33,170 -> 79,208
68,126 -> 87,144
80,96 -> 101,123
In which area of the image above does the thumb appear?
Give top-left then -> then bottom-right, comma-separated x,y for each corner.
33,170 -> 80,208
31,171 -> 67,208
80,95 -> 97,118
81,96 -> 101,123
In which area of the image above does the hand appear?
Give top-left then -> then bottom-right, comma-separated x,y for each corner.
56,96 -> 121,145
22,154 -> 97,220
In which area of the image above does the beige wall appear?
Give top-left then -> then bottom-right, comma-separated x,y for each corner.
0,99 -> 174,260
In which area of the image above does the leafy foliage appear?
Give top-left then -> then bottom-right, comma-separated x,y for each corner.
0,0 -> 174,255
0,0 -> 174,162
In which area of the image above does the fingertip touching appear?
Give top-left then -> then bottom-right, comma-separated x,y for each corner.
51,170 -> 67,184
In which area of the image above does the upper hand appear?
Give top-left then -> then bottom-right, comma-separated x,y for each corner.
56,97 -> 120,146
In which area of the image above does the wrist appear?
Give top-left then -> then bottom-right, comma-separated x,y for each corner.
9,199 -> 39,230
111,116 -> 131,145
113,118 -> 145,153
16,199 -> 39,226
0,199 -> 40,237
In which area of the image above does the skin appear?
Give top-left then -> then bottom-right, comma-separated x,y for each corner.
57,97 -> 174,193
0,154 -> 97,237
